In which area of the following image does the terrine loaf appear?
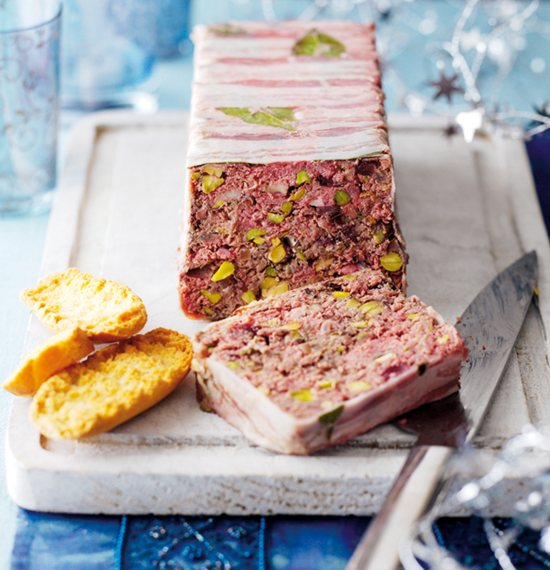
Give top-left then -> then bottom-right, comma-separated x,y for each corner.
179,20 -> 406,320
193,269 -> 464,455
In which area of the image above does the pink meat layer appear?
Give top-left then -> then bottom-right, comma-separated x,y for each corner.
179,158 -> 406,320
192,269 -> 465,454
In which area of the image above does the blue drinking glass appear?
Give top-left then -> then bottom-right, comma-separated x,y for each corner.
109,0 -> 193,60
60,0 -> 157,110
0,0 -> 61,217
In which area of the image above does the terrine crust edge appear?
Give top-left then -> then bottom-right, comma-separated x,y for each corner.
193,352 -> 462,455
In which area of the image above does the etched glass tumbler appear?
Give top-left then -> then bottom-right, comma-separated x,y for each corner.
0,0 -> 61,217
61,0 -> 155,110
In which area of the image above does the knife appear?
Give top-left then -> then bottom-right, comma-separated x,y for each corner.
345,250 -> 538,570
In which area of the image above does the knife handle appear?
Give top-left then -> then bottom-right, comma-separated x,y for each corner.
345,445 -> 454,570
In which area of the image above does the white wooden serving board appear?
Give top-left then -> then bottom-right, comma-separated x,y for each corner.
7,111 -> 550,516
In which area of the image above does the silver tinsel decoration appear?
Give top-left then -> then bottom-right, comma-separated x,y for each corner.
400,426 -> 550,570
226,0 -> 550,141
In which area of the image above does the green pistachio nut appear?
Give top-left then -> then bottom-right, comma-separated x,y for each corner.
211,261 -> 235,281
334,190 -> 351,206
268,212 -> 285,223
202,166 -> 224,177
359,300 -> 382,315
290,389 -> 315,402
268,244 -> 286,264
289,187 -> 306,201
380,253 -> 403,272
202,175 -> 225,194
296,170 -> 311,185
372,229 -> 385,244
200,289 -> 222,304
241,290 -> 256,304
246,229 -> 267,241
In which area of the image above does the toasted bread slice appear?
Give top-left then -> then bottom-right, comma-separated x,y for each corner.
2,327 -> 94,397
20,268 -> 147,343
30,328 -> 192,440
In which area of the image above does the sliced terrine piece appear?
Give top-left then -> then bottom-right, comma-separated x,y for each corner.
179,20 -> 406,320
192,269 -> 464,455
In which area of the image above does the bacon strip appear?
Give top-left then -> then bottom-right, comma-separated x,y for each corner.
187,20 -> 389,166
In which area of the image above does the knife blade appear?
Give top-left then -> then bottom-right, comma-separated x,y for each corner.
345,250 -> 538,570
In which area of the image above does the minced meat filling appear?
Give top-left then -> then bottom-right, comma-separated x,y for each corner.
180,157 -> 406,320
195,270 -> 461,419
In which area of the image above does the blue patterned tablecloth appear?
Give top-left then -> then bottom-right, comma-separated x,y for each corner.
11,511 -> 550,569
2,1 -> 550,568
10,512 -> 371,570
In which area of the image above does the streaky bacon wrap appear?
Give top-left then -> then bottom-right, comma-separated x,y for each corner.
186,21 -> 389,166
192,268 -> 464,455
179,21 -> 407,320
